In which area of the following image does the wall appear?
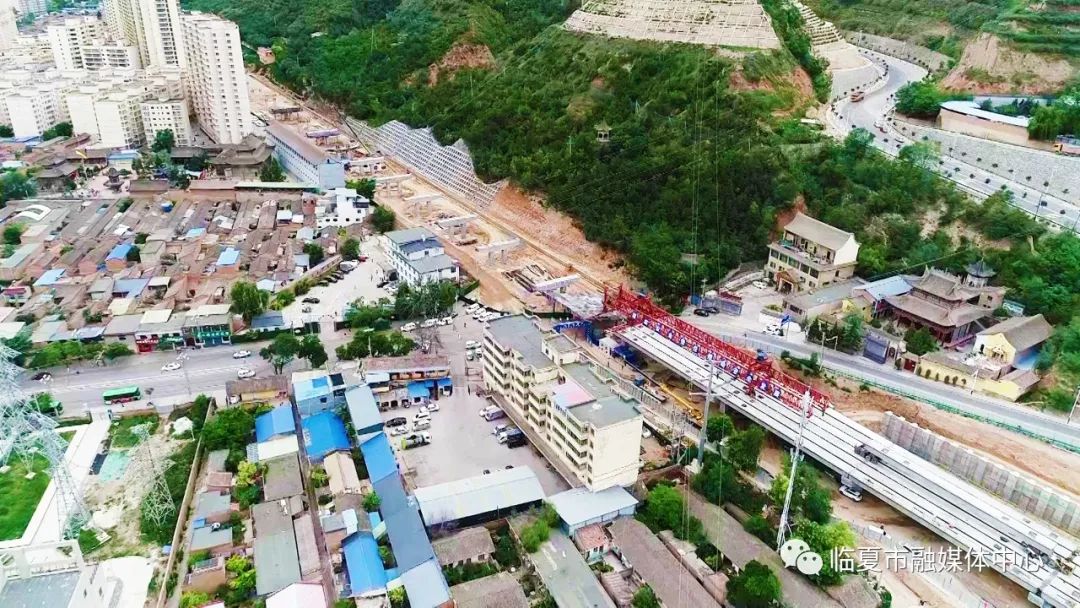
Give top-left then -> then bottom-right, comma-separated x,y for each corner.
844,31 -> 950,72
882,412 -> 1080,535
938,110 -> 1030,147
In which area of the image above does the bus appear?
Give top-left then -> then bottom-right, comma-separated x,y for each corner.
103,386 -> 141,405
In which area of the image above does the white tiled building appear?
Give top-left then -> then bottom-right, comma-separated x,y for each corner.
483,315 -> 644,490
180,12 -> 251,145
65,68 -> 184,147
382,227 -> 459,286
48,16 -> 141,71
315,188 -> 371,228
141,96 -> 191,145
102,0 -> 186,69
265,119 -> 344,188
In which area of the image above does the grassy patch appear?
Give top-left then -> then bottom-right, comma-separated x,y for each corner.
59,430 -> 75,443
0,454 -> 51,541
109,414 -> 159,448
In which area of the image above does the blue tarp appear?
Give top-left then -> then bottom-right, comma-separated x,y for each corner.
436,378 -> 452,388
360,433 -> 397,484
217,247 -> 240,266
255,404 -> 295,442
406,382 -> 429,399
301,411 -> 350,462
107,243 -> 133,261
342,532 -> 388,597
113,278 -> 149,298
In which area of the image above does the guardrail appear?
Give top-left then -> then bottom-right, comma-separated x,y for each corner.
828,369 -> 1080,455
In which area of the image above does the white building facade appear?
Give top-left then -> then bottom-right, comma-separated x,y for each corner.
103,0 -> 185,69
315,188 -> 371,228
141,96 -> 191,146
382,227 -> 459,286
181,12 -> 251,145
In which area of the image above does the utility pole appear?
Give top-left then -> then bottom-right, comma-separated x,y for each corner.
1069,386 -> 1080,425
777,391 -> 813,549
694,360 -> 716,471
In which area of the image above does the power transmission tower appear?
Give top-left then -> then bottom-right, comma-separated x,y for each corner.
128,424 -> 174,528
0,344 -> 89,537
776,391 -> 813,549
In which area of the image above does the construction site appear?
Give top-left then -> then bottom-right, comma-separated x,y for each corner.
564,0 -> 782,49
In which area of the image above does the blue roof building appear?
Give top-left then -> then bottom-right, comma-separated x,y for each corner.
107,243 -> 133,261
406,381 -> 430,402
217,247 -> 240,266
301,411 -> 350,462
342,532 -> 388,598
359,433 -> 397,484
345,385 -> 382,440
292,372 -> 347,416
255,404 -> 296,442
33,268 -> 65,287
112,278 -> 150,298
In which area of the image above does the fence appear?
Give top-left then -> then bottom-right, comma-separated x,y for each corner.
849,523 -> 998,608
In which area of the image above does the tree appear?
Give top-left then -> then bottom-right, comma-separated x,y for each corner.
705,413 -> 735,443
230,281 -> 270,323
180,591 -> 211,608
0,170 -> 35,204
103,342 -> 133,360
346,178 -> 376,199
895,81 -> 961,118
795,519 -> 856,585
152,129 -> 175,153
904,327 -> 938,356
31,392 -> 61,416
3,223 -> 23,245
371,206 -> 395,233
363,492 -> 381,512
303,242 -> 325,266
341,237 -> 360,261
259,157 -> 285,182
126,244 -> 141,262
0,124 -> 12,137
299,334 -> 328,368
743,514 -> 774,547
261,332 -> 300,374
631,585 -> 661,608
186,152 -> 210,172
726,560 -> 782,608
201,408 -> 256,453
726,426 -> 766,472
40,122 -> 73,140
769,456 -> 832,525
636,484 -> 704,542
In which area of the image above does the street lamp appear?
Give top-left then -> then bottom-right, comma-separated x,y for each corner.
1068,386 -> 1080,425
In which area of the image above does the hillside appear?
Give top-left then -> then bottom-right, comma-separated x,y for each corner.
183,0 -> 975,305
802,0 -> 1078,91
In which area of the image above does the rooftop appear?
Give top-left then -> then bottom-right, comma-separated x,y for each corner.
853,275 -> 912,302
255,404 -> 296,442
248,312 -> 286,331
359,432 -> 397,484
785,279 -> 863,311
400,559 -> 452,607
385,226 -> 436,246
190,526 -> 232,551
342,531 -> 388,597
432,526 -> 496,567
345,385 -> 382,433
266,582 -> 328,608
549,485 -> 638,527
409,253 -> 456,275
267,120 -> 333,164
783,212 -> 855,252
364,354 -> 451,374
377,473 -> 435,571
217,247 -> 240,266
487,316 -> 552,369
263,453 -> 304,501
608,518 -> 722,608
413,466 -> 545,527
300,411 -> 350,461
0,570 -> 80,608
977,314 -> 1053,353
252,501 -> 302,596
941,100 -> 1031,128
106,242 -> 133,261
32,268 -> 65,287
193,491 -> 231,520
560,363 -> 641,428
449,572 -> 528,608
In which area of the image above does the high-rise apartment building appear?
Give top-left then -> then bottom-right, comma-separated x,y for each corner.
49,17 -> 141,71
16,0 -> 46,15
180,12 -> 251,145
141,96 -> 191,146
483,315 -> 644,490
6,79 -> 73,138
0,0 -> 18,51
102,0 -> 185,69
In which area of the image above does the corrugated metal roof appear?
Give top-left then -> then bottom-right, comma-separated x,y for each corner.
33,268 -> 65,286
301,411 -> 350,462
941,100 -> 1030,127
342,532 -> 388,597
413,466 -> 545,527
378,475 -> 435,571
359,433 -> 397,484
107,243 -> 133,260
345,385 -> 382,433
549,486 -> 637,527
217,247 -> 240,266
256,404 -> 296,442
400,558 -> 451,607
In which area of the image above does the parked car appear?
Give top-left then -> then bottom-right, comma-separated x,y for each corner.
752,280 -> 769,290
492,423 -> 511,436
465,340 -> 480,349
302,297 -> 320,304
232,350 -> 252,359
425,402 -> 440,412
438,316 -> 453,326
479,405 -> 498,417
302,306 -> 312,313
401,322 -> 418,332
32,372 -> 51,382
412,419 -> 431,431
693,308 -> 711,317
237,368 -> 255,379
386,417 -> 408,427
421,319 -> 437,328
413,411 -> 430,424
839,485 -> 863,502
390,425 -> 409,436
162,362 -> 181,372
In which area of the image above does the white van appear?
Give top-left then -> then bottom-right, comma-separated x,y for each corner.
421,319 -> 438,328
413,411 -> 430,424
401,322 -> 417,332
413,419 -> 431,432
465,340 -> 480,349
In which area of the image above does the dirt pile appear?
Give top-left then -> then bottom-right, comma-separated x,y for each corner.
941,33 -> 1074,94
428,42 -> 495,87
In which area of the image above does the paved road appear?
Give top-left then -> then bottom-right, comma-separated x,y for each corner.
826,49 -> 1078,231
681,312 -> 1080,450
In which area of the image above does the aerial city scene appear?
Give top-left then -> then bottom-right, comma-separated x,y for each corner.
0,0 -> 1077,607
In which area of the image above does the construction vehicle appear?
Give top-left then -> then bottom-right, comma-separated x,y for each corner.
854,443 -> 882,464
401,432 -> 431,449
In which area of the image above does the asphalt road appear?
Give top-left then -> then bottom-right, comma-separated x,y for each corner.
827,50 -> 1079,231
682,311 -> 1080,450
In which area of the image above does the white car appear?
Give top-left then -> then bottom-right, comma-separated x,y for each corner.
492,423 -> 510,436
752,280 -> 769,290
401,322 -> 417,332
465,340 -> 480,349
465,303 -> 480,313
479,405 -> 497,417
839,485 -> 863,502
161,362 -> 181,372
425,402 -> 440,413
237,368 -> 256,379
641,428 -> 652,439
232,350 -> 252,359
390,425 -> 409,436
437,316 -> 453,326
420,319 -> 438,329
413,411 -> 430,424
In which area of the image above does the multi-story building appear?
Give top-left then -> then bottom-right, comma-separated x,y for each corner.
181,12 -> 251,145
382,227 -> 459,287
141,96 -> 191,145
265,119 -> 344,188
315,187 -> 371,228
766,212 -> 859,293
16,0 -> 46,15
483,315 -> 644,490
103,0 -> 185,69
885,265 -> 1004,347
0,0 -> 16,51
49,17 -> 142,71
66,68 -> 184,147
5,79 -> 73,138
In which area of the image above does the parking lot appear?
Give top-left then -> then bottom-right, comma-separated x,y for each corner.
281,238 -> 391,325
378,306 -> 571,495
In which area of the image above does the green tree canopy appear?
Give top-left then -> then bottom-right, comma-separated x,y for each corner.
904,327 -> 938,356
259,157 -> 285,182
631,585 -> 661,608
303,242 -> 325,266
152,129 -> 175,153
726,426 -> 766,472
726,560 -> 782,608
3,223 -> 23,245
341,237 -> 361,261
299,334 -> 328,368
371,206 -> 395,233
230,281 -> 270,323
0,171 -> 35,205
261,332 -> 301,373
346,178 -> 376,199
769,456 -> 832,525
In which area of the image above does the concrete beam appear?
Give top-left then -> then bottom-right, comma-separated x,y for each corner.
375,174 -> 411,185
404,193 -> 442,204
532,274 -> 580,293
435,214 -> 477,230
476,238 -> 522,254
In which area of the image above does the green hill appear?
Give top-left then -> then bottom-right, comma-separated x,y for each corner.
187,0 -> 972,304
